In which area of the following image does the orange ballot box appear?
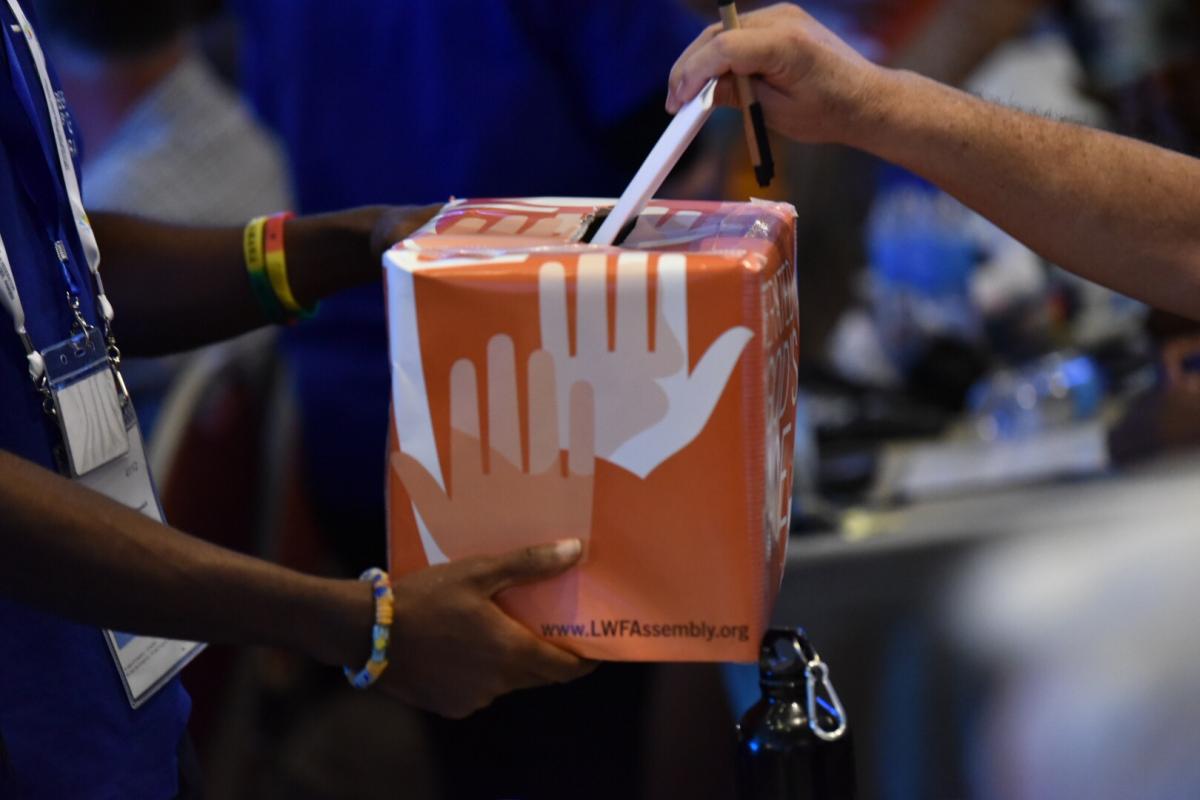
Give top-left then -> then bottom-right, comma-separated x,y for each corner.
384,197 -> 799,662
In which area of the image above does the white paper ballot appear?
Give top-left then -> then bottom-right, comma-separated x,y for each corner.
591,79 -> 718,246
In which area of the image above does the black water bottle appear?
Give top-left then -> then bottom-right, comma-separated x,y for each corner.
736,628 -> 856,799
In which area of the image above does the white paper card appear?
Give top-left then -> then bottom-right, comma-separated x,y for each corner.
55,367 -> 129,476
590,79 -> 717,246
78,410 -> 205,708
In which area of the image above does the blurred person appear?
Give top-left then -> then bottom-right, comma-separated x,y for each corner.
33,0 -> 293,434
895,0 -> 1200,157
34,0 -> 289,222
0,2 -> 594,797
234,3 -> 708,798
889,0 -> 1046,86
951,470 -> 1200,799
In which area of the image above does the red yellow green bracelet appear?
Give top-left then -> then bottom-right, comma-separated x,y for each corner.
242,211 -> 318,323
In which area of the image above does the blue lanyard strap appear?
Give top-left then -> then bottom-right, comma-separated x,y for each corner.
0,0 -> 120,392
1,14 -> 84,299
2,0 -> 111,328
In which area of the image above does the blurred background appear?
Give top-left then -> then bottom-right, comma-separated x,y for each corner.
36,0 -> 1200,797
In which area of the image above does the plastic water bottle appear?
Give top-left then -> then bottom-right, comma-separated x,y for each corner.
736,628 -> 856,800
867,173 -> 981,371
968,351 -> 1104,441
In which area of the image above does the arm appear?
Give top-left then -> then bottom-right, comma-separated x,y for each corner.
667,5 -> 1200,320
92,205 -> 437,357
0,449 -> 590,718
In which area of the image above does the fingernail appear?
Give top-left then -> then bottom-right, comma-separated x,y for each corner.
553,539 -> 582,561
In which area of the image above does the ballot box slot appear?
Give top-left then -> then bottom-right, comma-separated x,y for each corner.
579,208 -> 637,247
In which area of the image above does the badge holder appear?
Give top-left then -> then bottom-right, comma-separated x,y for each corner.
41,325 -> 128,476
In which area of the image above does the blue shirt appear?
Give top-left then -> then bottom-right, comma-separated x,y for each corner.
237,0 -> 704,529
0,4 -> 189,797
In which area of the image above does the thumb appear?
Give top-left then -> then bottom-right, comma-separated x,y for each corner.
472,539 -> 583,595
390,451 -> 448,513
689,326 -> 753,391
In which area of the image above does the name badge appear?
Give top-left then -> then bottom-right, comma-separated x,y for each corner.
74,388 -> 206,708
42,327 -> 128,476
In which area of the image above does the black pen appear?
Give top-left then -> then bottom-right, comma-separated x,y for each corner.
717,0 -> 774,187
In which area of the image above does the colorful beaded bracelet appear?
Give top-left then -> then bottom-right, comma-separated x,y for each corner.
344,568 -> 394,690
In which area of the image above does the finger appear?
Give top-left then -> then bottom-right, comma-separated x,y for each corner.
614,252 -> 650,353
371,202 -> 443,259
576,253 -> 609,356
511,636 -> 597,685
667,20 -> 724,110
479,608 -> 596,685
567,381 -> 595,478
526,350 -> 559,474
671,28 -> 786,111
537,262 -> 570,359
655,253 -> 689,359
474,539 -> 583,595
449,359 -> 483,481
486,335 -> 522,470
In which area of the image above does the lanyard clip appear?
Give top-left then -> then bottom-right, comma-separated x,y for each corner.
67,291 -> 91,340
805,656 -> 848,742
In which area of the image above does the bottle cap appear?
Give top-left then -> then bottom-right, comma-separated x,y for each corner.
758,627 -> 816,686
758,627 -> 850,741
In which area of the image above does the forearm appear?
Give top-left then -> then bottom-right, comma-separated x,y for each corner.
851,70 -> 1200,318
0,449 -> 370,666
92,208 -> 387,356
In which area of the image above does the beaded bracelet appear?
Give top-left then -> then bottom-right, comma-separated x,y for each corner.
344,567 -> 394,690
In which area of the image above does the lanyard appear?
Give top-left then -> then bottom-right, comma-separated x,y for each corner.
0,0 -> 116,386
0,229 -> 39,378
1,22 -> 81,297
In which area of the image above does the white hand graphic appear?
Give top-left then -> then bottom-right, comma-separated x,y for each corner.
538,251 -> 753,478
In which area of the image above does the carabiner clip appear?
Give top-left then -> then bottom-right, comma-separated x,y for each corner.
805,657 -> 848,742
67,293 -> 92,343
